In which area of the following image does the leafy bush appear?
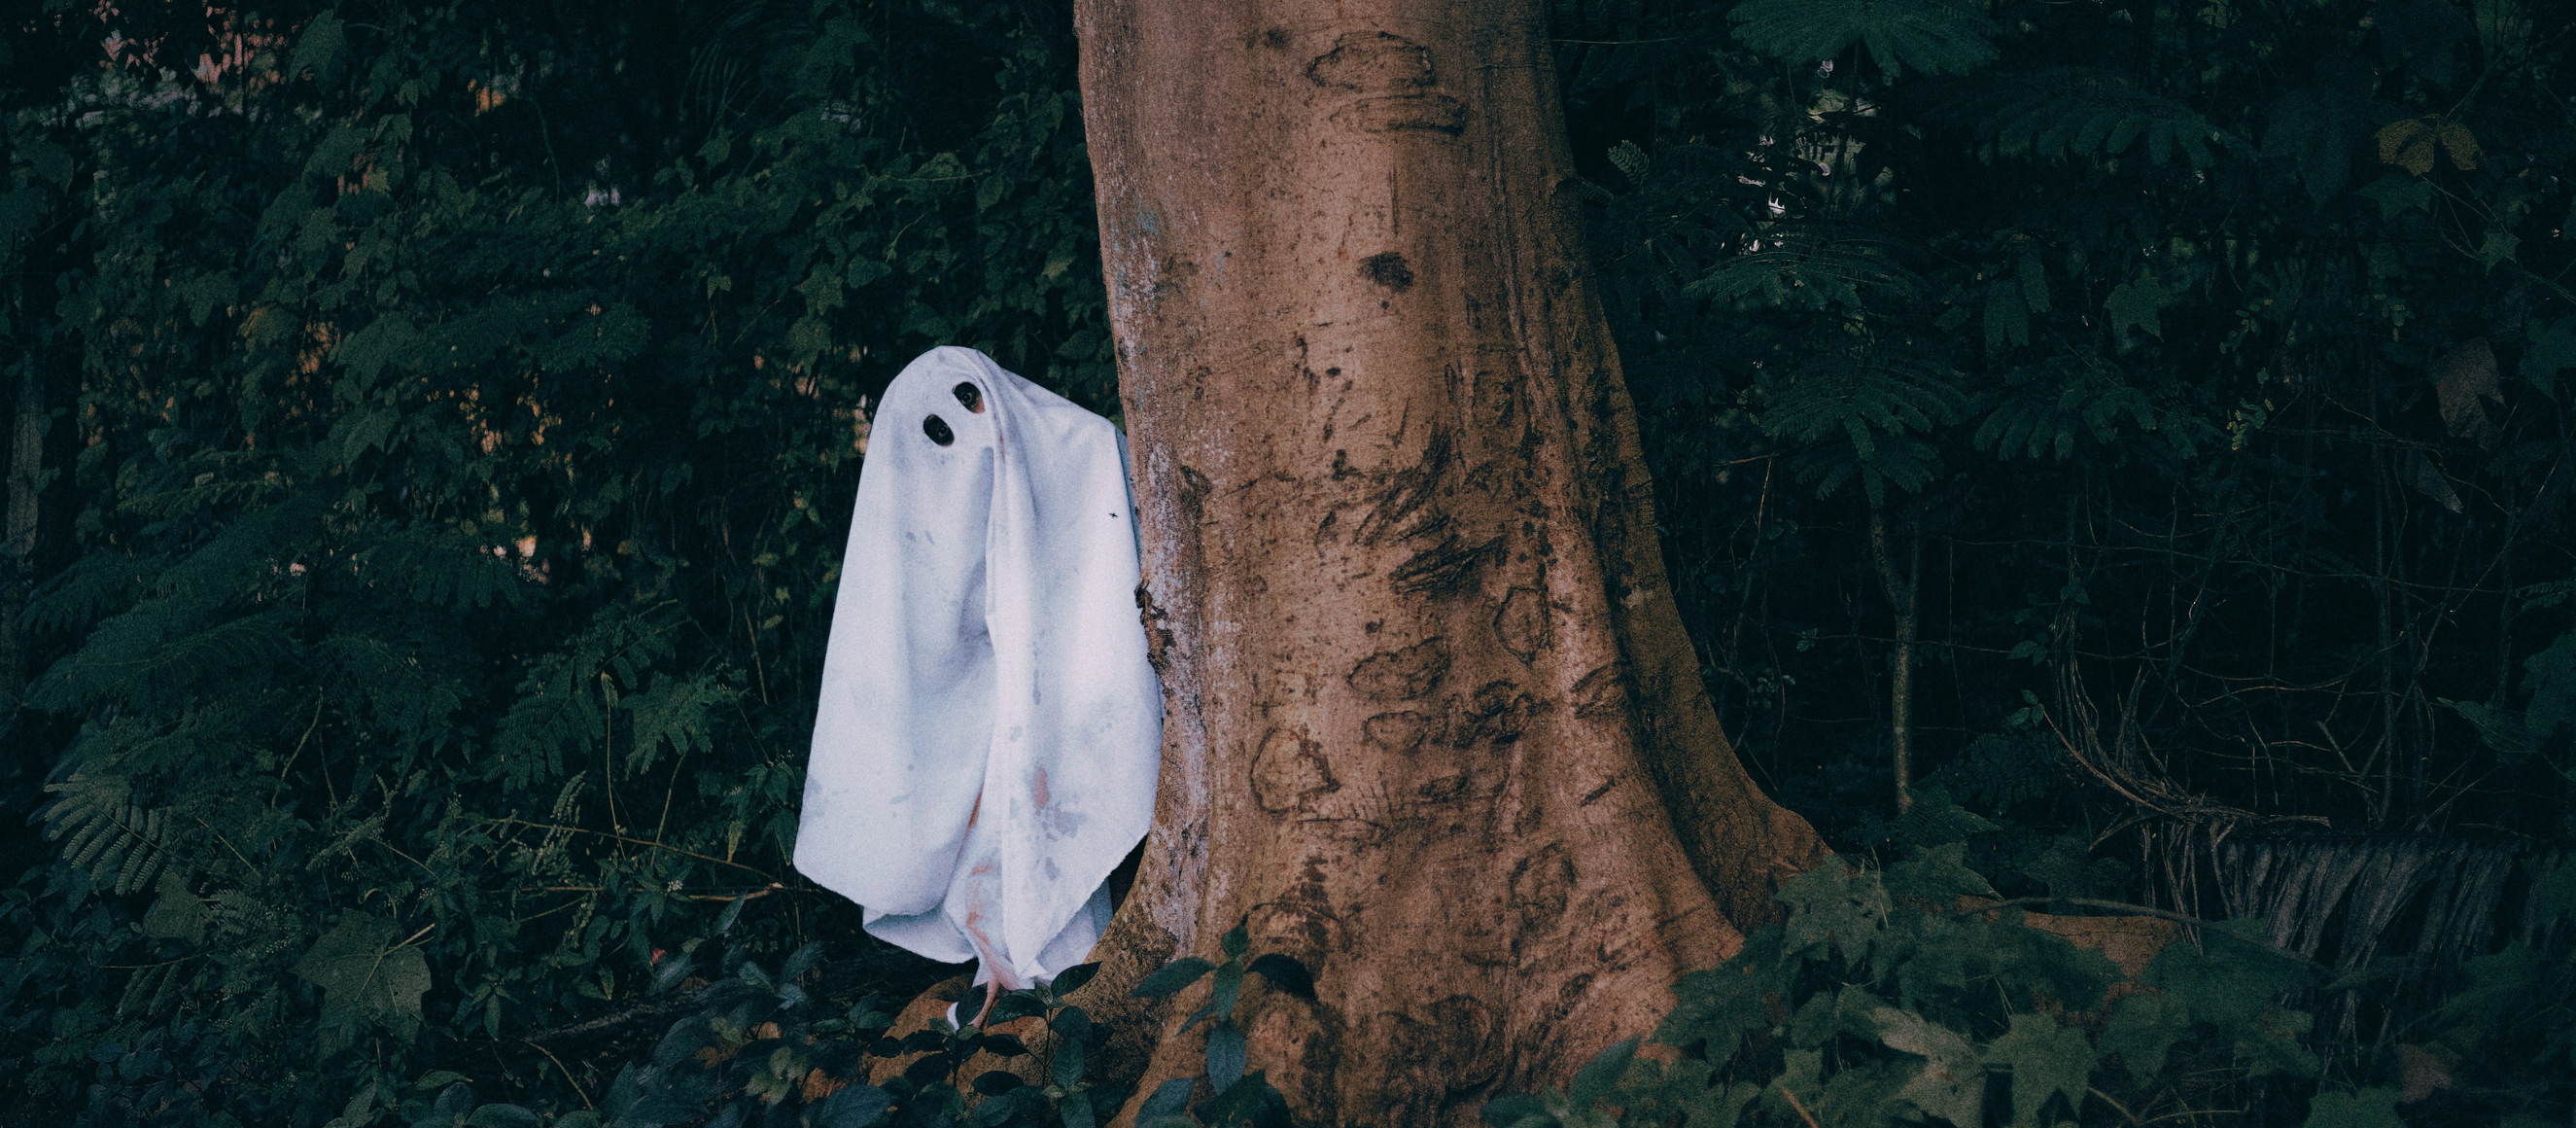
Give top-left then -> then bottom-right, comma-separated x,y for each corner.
0,0 -> 1100,1118
1486,852 -> 2417,1128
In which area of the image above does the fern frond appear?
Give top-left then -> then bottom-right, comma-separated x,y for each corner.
1731,0 -> 2000,77
1691,226 -> 1922,311
1764,348 -> 1965,444
492,606 -> 683,787
1607,141 -> 1653,189
617,672 -> 736,774
1762,347 -> 1964,503
351,524 -> 530,612
42,773 -> 189,895
1973,359 -> 2219,461
118,460 -> 292,520
315,632 -> 470,749
22,552 -> 165,639
1944,68 -> 2247,168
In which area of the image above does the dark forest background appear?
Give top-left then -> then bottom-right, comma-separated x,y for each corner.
0,0 -> 2570,1124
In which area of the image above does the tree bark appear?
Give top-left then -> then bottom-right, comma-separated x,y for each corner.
1867,505 -> 1918,814
1065,4 -> 1824,1121
0,365 -> 43,697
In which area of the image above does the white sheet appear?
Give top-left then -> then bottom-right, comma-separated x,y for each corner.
795,346 -> 1161,989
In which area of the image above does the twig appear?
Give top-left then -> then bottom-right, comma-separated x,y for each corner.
516,883 -> 789,902
493,818 -> 777,881
523,1039 -> 594,1108
1778,1085 -> 1822,1128
2090,1086 -> 2145,1128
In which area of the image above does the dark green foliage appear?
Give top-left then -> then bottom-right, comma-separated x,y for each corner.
3,0 -> 2572,1120
1486,853 -> 2404,1128
1557,0 -> 2576,881
0,0 -> 1103,1119
1126,921 -> 1304,1128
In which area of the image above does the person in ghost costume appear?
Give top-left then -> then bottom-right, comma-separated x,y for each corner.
795,346 -> 1161,1028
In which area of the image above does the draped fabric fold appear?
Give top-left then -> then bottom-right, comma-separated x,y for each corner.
795,346 -> 1161,989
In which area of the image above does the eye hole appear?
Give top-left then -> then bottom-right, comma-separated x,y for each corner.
922,415 -> 955,445
953,382 -> 985,412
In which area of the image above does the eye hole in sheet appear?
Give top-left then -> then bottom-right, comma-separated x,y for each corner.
923,415 -> 955,445
953,383 -> 986,412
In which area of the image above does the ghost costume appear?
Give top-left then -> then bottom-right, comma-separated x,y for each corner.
795,346 -> 1160,1000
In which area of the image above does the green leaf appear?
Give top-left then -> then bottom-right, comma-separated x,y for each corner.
1210,959 -> 1245,1017
140,870 -> 205,941
1569,1037 -> 1638,1108
1481,1094 -> 1552,1128
1131,956 -> 1218,998
292,913 -> 432,1043
1049,961 -> 1102,996
2018,250 -> 2051,312
2357,174 -> 2434,219
1053,1032 -> 1087,1088
1245,953 -> 1315,999
288,12 -> 347,83
2301,1087 -> 2405,1128
1873,1007 -> 1984,1126
1983,1012 -> 2094,1127
1661,954 -> 1786,1065
2098,992 -> 2191,1079
1891,789 -> 1998,850
20,139 -> 73,188
2523,319 -> 2576,400
466,1105 -> 540,1128
1138,1076 -> 1197,1123
1205,1019 -> 1246,1092
2142,923 -> 2315,1031
813,1085 -> 892,1128
2265,88 -> 2367,207
1985,279 -> 2030,351
2237,1005 -> 2322,1077
2524,627 -> 2576,743
1731,0 -> 2001,77
1196,1071 -> 1291,1128
1778,858 -> 1895,966
2106,273 -> 2176,339
1885,842 -> 1998,904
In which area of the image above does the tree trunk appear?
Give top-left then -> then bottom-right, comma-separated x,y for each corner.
0,365 -> 42,697
1868,505 -> 1918,814
1065,3 -> 1824,1121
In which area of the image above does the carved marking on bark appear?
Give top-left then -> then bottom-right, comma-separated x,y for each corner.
1346,638 -> 1449,700
1413,773 -> 1470,802
1381,995 -> 1504,1105
1452,681 -> 1536,747
1303,33 -> 1461,135
1492,586 -> 1548,664
1509,844 -> 1575,947
1251,852 -> 1347,961
1251,727 -> 1339,814
1570,662 -> 1627,719
1304,31 -> 1434,89
1389,530 -> 1501,596
1333,96 -> 1467,136
1362,710 -> 1425,755
1343,428 -> 1451,546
